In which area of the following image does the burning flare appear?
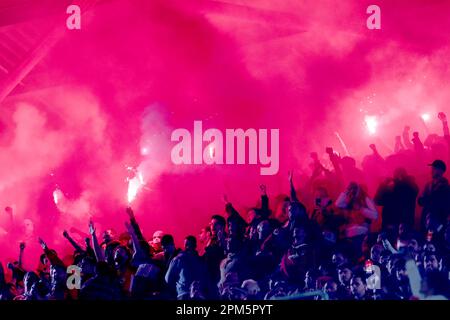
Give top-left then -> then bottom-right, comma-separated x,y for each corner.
127,168 -> 145,204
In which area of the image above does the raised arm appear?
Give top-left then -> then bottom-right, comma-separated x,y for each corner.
89,220 -> 105,262
126,207 -> 145,242
38,237 -> 65,267
381,237 -> 398,254
370,144 -> 383,161
260,184 -> 269,213
402,126 -> 413,150
18,242 -> 25,269
326,147 -> 344,186
63,230 -> 84,253
84,237 -> 96,258
223,195 -> 248,233
69,227 -> 90,239
310,152 -> 324,179
224,195 -> 242,218
124,221 -> 145,260
288,171 -> 299,202
438,112 -> 449,137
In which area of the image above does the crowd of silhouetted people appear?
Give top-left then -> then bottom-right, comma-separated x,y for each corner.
1,113 -> 450,300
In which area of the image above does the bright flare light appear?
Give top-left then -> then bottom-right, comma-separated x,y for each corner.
365,115 -> 378,135
53,188 -> 63,204
421,113 -> 430,122
140,147 -> 149,155
127,170 -> 145,204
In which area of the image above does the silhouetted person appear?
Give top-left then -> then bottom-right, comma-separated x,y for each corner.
375,168 -> 419,230
203,215 -> 226,297
412,132 -> 424,153
438,112 -> 450,163
165,236 -> 206,300
80,261 -> 122,300
402,126 -> 413,150
418,160 -> 450,233
154,234 -> 181,271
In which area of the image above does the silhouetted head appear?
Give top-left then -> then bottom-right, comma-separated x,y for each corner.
103,229 -> 116,244
210,215 -> 226,237
161,234 -> 175,253
199,226 -> 211,244
393,167 -> 408,181
429,159 -> 446,179
288,201 -> 307,221
151,230 -> 164,251
79,256 -> 96,277
113,245 -> 131,270
184,235 -> 197,251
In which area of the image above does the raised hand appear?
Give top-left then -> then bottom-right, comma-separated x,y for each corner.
69,227 -> 90,239
38,237 -> 47,250
19,242 -> 25,250
89,220 -> 96,236
63,230 -> 70,239
223,194 -> 229,204
438,112 -> 447,122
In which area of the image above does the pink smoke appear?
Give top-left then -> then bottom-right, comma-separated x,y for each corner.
1,0 -> 450,266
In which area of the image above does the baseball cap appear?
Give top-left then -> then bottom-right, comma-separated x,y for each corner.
428,159 -> 446,172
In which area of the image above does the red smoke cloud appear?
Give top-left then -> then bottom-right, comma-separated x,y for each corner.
1,0 -> 449,265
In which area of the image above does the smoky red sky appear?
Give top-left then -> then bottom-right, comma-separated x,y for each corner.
0,0 -> 450,265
